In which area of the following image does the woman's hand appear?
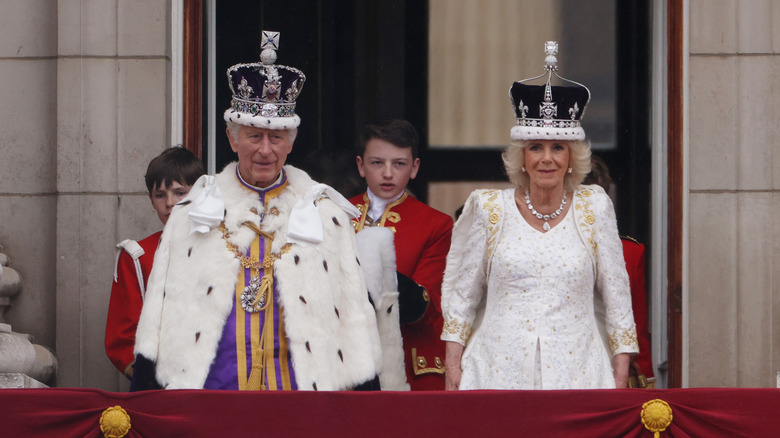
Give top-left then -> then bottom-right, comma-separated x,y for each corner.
444,341 -> 464,391
612,353 -> 631,388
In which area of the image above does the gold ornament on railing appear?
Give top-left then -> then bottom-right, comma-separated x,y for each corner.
641,399 -> 673,438
100,405 -> 131,438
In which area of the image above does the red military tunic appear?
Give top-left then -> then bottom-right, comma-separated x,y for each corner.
351,192 -> 453,390
621,236 -> 654,383
105,231 -> 162,377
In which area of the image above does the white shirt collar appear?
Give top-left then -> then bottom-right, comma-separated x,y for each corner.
366,187 -> 403,222
237,169 -> 284,191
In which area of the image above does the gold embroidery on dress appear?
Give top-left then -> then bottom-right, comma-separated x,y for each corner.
481,190 -> 501,260
574,189 -> 597,252
442,318 -> 472,344
609,327 -> 639,354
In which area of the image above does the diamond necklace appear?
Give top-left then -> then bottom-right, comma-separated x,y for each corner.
524,189 -> 567,231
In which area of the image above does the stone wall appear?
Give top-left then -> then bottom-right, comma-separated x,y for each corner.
0,0 -> 59,366
54,0 -> 172,390
0,1 -> 171,391
687,0 -> 780,387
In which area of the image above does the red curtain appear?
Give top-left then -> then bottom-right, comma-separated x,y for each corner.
1,388 -> 777,437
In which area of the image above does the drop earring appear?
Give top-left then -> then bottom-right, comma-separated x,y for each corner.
521,167 -> 526,173
567,168 -> 573,174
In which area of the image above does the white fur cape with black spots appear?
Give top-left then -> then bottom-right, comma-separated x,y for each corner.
134,163 -> 393,391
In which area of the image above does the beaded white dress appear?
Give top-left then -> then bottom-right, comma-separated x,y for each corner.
441,187 -> 638,390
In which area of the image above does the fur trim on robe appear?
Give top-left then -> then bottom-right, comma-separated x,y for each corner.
134,163 -> 383,390
356,227 -> 409,391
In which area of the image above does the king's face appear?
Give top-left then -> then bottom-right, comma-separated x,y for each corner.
228,125 -> 294,187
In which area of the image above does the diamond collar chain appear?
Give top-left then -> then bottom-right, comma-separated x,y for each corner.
524,189 -> 567,231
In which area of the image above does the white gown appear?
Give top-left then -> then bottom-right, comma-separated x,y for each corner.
441,187 -> 638,390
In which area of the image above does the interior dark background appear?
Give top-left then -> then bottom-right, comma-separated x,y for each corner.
204,0 -> 651,244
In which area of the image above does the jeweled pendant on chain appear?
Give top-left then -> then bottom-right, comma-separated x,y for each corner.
241,275 -> 265,313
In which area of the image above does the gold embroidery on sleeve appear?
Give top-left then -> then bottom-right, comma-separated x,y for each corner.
443,318 -> 472,344
608,326 -> 638,354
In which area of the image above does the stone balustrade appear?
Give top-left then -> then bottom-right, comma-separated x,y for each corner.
0,244 -> 57,387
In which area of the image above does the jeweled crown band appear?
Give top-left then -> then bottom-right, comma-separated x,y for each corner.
515,118 -> 581,129
230,98 -> 297,118
510,125 -> 586,141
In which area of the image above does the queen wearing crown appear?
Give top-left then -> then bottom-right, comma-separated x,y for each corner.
440,42 -> 638,390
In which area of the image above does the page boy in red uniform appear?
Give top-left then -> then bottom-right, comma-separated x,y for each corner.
350,119 -> 453,390
585,156 -> 654,387
105,147 -> 204,379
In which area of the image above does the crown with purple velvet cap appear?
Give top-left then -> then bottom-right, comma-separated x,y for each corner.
224,30 -> 306,130
509,41 -> 591,141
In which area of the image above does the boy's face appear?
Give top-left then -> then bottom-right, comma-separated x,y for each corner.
149,181 -> 192,225
356,138 -> 420,201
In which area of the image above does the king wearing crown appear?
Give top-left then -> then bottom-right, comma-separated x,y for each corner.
132,31 -> 392,391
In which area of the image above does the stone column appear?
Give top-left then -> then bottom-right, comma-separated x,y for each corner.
687,0 -> 780,387
0,0 -> 58,380
55,0 -> 172,389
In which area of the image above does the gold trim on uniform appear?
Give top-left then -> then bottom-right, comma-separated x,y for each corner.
353,192 -> 407,234
352,195 -> 370,231
412,348 -> 445,375
620,234 -> 640,245
385,211 -> 401,223
378,193 -> 407,227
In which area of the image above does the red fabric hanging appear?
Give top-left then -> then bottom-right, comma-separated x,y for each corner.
0,387 -> 776,437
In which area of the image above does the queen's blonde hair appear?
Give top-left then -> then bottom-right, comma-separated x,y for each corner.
502,139 -> 591,192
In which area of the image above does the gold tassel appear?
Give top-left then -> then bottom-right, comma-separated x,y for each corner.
246,349 -> 265,390
246,253 -> 275,390
239,221 -> 283,390
251,271 -> 273,311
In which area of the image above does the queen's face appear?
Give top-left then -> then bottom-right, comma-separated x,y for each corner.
523,140 -> 571,191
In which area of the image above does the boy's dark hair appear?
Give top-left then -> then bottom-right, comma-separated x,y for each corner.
582,154 -> 613,192
358,119 -> 419,159
144,147 -> 205,193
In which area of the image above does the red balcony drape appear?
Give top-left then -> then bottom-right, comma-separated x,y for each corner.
1,388 -> 778,437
